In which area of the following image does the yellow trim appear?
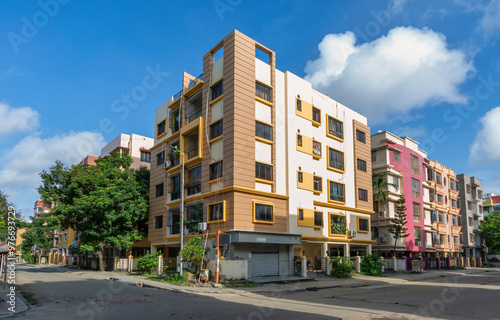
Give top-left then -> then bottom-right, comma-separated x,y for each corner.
157,119 -> 167,138
209,177 -> 223,183
311,106 -> 322,127
314,200 -> 375,215
297,170 -> 323,194
297,208 -> 323,229
256,119 -> 273,127
297,134 -> 322,159
256,79 -> 272,88
255,136 -> 273,145
256,178 -> 273,185
295,97 -> 322,127
256,160 -> 273,167
357,217 -> 369,233
168,101 -> 180,110
255,96 -> 273,107
326,146 -> 345,173
209,135 -> 223,144
325,115 -> 344,142
207,200 -> 226,223
166,131 -> 180,143
327,180 -> 346,205
209,94 -> 224,106
252,200 -> 275,224
328,212 -> 348,237
184,81 -> 203,98
303,236 -> 376,244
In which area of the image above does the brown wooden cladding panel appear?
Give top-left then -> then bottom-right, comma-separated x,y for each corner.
149,145 -> 167,242
353,120 -> 373,212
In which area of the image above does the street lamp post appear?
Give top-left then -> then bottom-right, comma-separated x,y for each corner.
172,146 -> 185,276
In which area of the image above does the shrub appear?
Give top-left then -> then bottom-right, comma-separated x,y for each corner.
180,237 -> 209,275
361,253 -> 383,276
331,256 -> 354,278
137,252 -> 159,274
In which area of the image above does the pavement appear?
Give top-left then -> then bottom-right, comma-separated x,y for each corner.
0,282 -> 29,318
20,263 -> 498,296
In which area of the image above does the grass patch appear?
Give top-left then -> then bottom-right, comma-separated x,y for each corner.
145,273 -> 188,286
450,266 -> 466,270
224,282 -> 261,288
20,291 -> 37,305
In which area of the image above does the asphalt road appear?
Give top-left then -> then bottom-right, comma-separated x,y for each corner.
13,265 -> 500,320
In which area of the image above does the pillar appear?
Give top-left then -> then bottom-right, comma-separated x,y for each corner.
301,256 -> 307,277
393,256 -> 398,272
157,255 -> 163,275
380,256 -> 385,273
128,255 -> 133,273
355,256 -> 361,273
325,256 -> 332,276
437,257 -> 441,270
114,256 -> 118,272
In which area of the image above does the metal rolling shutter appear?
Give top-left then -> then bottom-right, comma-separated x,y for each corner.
251,244 -> 279,277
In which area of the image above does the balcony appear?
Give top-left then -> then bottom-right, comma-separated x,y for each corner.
173,89 -> 183,101
186,183 -> 201,196
188,73 -> 203,90
170,191 -> 180,201
185,89 -> 202,123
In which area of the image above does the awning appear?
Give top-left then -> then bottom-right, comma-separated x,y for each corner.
226,230 -> 301,245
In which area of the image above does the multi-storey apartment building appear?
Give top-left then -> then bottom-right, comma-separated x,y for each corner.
148,30 -> 373,277
483,193 -> 500,215
100,133 -> 154,170
427,161 -> 461,257
457,174 -> 486,260
371,132 -> 435,257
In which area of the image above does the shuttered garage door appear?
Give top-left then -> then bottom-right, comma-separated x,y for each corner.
251,244 -> 279,277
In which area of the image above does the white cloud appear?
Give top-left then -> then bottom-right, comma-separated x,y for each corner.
478,0 -> 500,34
304,27 -> 474,124
393,125 -> 427,138
0,131 -> 105,217
469,106 -> 500,165
0,102 -> 40,137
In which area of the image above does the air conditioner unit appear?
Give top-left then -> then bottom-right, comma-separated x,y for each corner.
198,222 -> 207,232
379,236 -> 388,242
164,160 -> 171,169
379,211 -> 386,217
350,230 -> 357,237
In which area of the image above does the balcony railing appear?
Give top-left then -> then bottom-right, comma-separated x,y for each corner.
173,89 -> 183,101
186,109 -> 202,123
185,145 -> 199,160
189,74 -> 203,90
170,191 -> 180,201
186,183 -> 201,196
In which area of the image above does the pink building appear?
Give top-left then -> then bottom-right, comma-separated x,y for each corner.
371,132 -> 435,257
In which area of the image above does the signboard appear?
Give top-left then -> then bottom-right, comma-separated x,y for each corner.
412,259 -> 422,273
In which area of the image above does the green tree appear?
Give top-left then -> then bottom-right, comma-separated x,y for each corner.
180,237 -> 208,275
38,152 -> 150,271
21,215 -> 59,264
388,194 -> 409,257
480,211 -> 500,254
0,191 -> 23,242
372,173 -> 398,253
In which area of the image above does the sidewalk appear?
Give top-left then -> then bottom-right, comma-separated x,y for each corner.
25,263 -> 498,296
0,283 -> 29,318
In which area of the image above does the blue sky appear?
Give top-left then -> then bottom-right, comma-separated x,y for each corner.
1,0 -> 500,218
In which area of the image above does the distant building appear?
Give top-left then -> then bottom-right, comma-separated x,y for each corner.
483,193 -> 500,215
457,174 -> 486,260
100,133 -> 154,170
79,155 -> 98,166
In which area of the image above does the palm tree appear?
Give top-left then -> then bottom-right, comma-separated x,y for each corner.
372,173 -> 398,254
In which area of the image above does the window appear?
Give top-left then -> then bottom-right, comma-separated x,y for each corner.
256,162 -> 273,181
254,202 -> 274,223
297,134 -> 302,146
312,107 -> 321,123
445,196 -> 448,205
187,166 -> 201,196
392,151 -> 401,162
208,202 -> 225,222
329,181 -> 345,203
443,177 -> 447,186
371,227 -> 379,238
427,168 -> 435,181
413,203 -> 421,222
438,213 -> 443,223
439,234 -> 445,243
437,194 -> 443,203
313,176 -> 322,192
209,160 -> 223,180
210,119 -> 223,140
467,201 -> 472,210
410,154 -> 419,175
328,147 -> 344,171
298,171 -> 303,183
357,159 -> 367,172
436,173 -> 442,185
358,188 -> 368,201
157,151 -> 165,166
452,216 -> 457,226
255,121 -> 273,141
169,107 -> 180,133
296,98 -> 302,111
255,81 -> 272,102
414,227 -> 422,242
140,151 -> 150,163
312,140 -> 321,157
298,209 -> 304,220
157,120 -> 166,136
154,216 -> 163,229
356,129 -> 366,143
327,116 -> 343,140
393,175 -> 399,189
314,211 -> 323,227
122,149 -> 129,157
372,151 -> 377,162
466,184 -> 471,194
211,80 -> 223,100
186,203 -> 203,232
155,183 -> 164,197
412,178 -> 420,198
431,210 -> 437,222
358,218 -> 369,232
169,175 -> 180,200
330,214 -> 347,236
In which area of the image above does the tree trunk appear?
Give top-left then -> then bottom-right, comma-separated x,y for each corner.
38,253 -> 42,265
96,249 -> 105,272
